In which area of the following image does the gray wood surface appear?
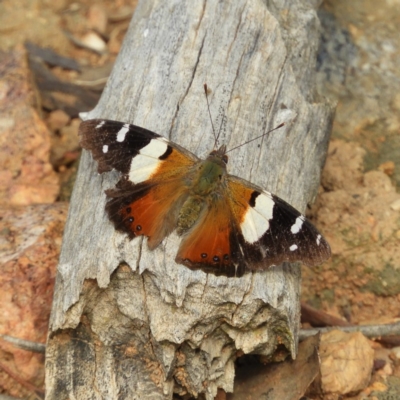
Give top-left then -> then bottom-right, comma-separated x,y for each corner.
46,0 -> 333,399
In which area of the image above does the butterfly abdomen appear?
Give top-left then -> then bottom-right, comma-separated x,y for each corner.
177,196 -> 204,235
177,157 -> 228,234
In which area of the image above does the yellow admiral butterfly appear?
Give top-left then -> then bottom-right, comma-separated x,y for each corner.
79,119 -> 330,277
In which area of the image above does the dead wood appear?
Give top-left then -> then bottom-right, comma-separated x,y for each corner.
300,321 -> 400,341
0,334 -> 46,354
46,0 -> 333,399
301,302 -> 352,327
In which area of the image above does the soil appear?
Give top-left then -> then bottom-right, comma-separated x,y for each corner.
303,0 -> 400,334
0,0 -> 399,399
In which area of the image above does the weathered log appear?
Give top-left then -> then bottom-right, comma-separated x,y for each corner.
46,0 -> 333,399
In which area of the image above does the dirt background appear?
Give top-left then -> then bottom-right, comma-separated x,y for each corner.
306,0 -> 400,326
0,0 -> 399,399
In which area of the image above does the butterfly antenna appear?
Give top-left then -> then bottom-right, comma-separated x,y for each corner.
204,84 -> 218,148
215,111 -> 225,146
226,122 -> 285,153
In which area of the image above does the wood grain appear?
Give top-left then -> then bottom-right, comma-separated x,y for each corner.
46,0 -> 334,399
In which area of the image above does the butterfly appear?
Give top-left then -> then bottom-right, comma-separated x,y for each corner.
79,118 -> 331,277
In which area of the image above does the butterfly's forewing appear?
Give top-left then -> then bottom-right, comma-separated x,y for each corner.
80,119 -> 163,174
79,119 -> 198,248
227,176 -> 331,270
106,178 -> 190,249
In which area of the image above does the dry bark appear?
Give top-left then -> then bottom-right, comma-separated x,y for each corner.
46,0 -> 333,399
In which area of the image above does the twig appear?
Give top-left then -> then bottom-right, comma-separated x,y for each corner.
74,77 -> 109,87
299,321 -> 400,341
25,41 -> 81,71
301,302 -> 351,327
376,335 -> 400,347
0,334 -> 46,354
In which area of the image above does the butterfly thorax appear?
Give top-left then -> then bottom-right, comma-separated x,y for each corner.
193,154 -> 227,195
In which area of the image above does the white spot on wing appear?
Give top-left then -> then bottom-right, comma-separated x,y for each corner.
290,244 -> 298,251
102,145 -> 108,153
241,192 -> 274,243
96,121 -> 105,129
116,124 -> 130,142
144,29 -> 149,37
128,139 -> 168,183
291,216 -> 305,234
316,234 -> 321,246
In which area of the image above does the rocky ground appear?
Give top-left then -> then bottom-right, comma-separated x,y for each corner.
0,0 -> 399,399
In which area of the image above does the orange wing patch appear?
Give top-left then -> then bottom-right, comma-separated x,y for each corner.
107,146 -> 197,249
153,146 -> 196,180
226,179 -> 253,222
176,200 -> 234,275
107,179 -> 189,250
176,180 -> 258,276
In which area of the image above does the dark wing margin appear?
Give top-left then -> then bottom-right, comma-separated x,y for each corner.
226,176 -> 331,273
79,118 -> 170,174
255,193 -> 331,268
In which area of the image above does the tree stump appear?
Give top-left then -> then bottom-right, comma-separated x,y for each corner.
46,0 -> 333,399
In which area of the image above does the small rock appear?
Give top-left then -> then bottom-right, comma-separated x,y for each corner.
363,170 -> 394,192
87,4 -> 108,34
390,198 -> 400,211
319,330 -> 374,395
378,161 -> 395,176
108,6 -> 134,22
81,31 -> 107,53
391,346 -> 400,359
47,109 -> 70,131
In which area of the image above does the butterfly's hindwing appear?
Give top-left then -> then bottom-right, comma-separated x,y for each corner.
106,177 -> 190,249
176,198 -> 242,277
263,193 -> 331,266
226,177 -> 330,270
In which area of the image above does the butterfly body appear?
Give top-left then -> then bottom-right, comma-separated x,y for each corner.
80,119 -> 330,277
191,152 -> 226,195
